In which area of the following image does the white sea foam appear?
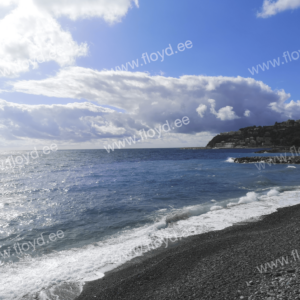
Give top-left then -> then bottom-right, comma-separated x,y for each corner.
225,157 -> 235,163
287,166 -> 296,168
238,191 -> 258,204
227,202 -> 238,207
210,205 -> 223,211
175,189 -> 300,234
267,189 -> 279,197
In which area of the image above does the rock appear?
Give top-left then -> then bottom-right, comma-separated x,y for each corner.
234,156 -> 300,164
287,269 -> 296,273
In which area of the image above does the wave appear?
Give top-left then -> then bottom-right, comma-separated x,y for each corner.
267,188 -> 280,197
238,191 -> 258,204
4,187 -> 300,299
210,205 -> 223,211
225,157 -> 235,163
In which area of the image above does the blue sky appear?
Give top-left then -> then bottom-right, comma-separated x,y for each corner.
0,0 -> 300,149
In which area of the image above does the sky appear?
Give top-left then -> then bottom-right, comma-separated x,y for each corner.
0,0 -> 300,150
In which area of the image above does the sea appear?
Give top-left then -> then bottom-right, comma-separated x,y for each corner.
1,148 -> 300,299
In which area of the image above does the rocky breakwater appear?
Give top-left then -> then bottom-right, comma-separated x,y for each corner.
234,156 -> 300,164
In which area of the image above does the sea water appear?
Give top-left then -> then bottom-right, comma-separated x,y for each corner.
0,148 -> 300,299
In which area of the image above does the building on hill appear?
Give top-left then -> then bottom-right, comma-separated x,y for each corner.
223,142 -> 235,148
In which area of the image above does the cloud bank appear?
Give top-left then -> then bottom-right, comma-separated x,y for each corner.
7,68 -> 297,146
0,101 -> 128,142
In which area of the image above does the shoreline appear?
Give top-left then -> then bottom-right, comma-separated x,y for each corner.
75,203 -> 300,300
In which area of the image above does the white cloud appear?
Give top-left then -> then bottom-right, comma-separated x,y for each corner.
0,0 -> 138,77
216,106 -> 240,121
10,68 -> 292,138
0,0 -> 19,7
269,99 -> 300,119
33,0 -> 139,23
208,99 -> 240,121
0,0 -> 88,77
244,109 -> 251,117
257,0 -> 300,18
196,104 -> 207,118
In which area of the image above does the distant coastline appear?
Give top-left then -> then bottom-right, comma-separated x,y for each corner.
206,119 -> 300,149
180,146 -> 270,150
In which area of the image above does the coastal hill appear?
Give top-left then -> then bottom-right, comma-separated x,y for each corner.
206,119 -> 300,148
